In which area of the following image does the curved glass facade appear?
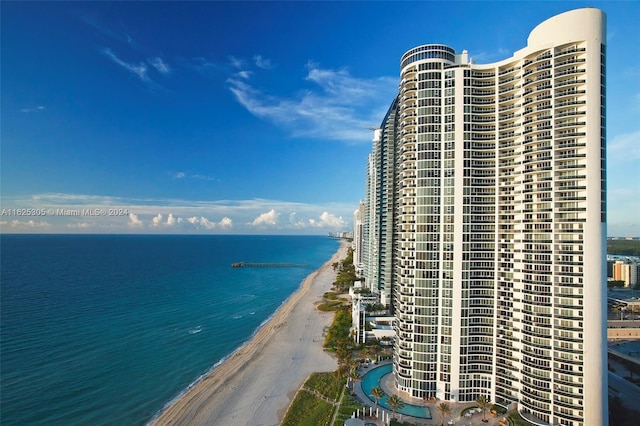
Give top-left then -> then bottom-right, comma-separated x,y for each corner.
364,8 -> 607,426
400,44 -> 456,69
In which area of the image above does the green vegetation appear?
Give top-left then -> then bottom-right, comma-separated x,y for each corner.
281,373 -> 347,426
471,396 -> 492,422
324,292 -> 340,300
284,248 -> 365,425
365,303 -> 386,312
390,420 -> 419,426
318,291 -> 348,312
334,392 -> 362,425
332,248 -> 358,293
280,390 -> 334,426
341,248 -> 354,268
323,307 -> 353,351
491,403 -> 506,415
370,386 -> 385,411
461,405 -> 480,417
608,280 -> 626,288
387,394 -> 406,420
284,248 -> 388,425
437,402 -> 451,426
608,239 -> 640,257
304,372 -> 346,401
317,300 -> 345,312
506,412 -> 535,426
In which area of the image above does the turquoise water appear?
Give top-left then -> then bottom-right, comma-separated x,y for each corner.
361,364 -> 432,419
1,234 -> 339,425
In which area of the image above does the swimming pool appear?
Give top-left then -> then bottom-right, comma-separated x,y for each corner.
360,364 -> 432,419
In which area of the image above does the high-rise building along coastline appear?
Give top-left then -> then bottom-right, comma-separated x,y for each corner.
361,8 -> 607,426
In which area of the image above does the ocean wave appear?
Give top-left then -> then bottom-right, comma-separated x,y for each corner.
147,294 -> 296,425
146,244 -> 340,425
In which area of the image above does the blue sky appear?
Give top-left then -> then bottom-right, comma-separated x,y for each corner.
1,1 -> 638,235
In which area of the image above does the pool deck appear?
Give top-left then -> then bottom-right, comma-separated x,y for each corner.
352,361 -> 510,426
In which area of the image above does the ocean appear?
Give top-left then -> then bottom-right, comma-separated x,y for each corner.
0,234 -> 340,425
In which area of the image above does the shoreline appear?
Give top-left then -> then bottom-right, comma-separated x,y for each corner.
150,240 -> 349,425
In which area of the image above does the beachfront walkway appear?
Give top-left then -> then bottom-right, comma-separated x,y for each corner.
349,362 -> 509,426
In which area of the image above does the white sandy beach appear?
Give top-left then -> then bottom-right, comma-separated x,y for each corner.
151,241 -> 348,426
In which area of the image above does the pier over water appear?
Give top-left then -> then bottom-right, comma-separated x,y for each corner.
231,262 -> 309,268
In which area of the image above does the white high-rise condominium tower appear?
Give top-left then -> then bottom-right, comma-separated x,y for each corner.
353,202 -> 365,274
365,8 -> 607,426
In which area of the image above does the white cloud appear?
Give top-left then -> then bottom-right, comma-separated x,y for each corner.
254,55 -> 273,69
198,217 -> 216,229
289,211 -> 348,230
102,48 -> 149,82
2,219 -> 50,230
20,106 -> 46,113
149,57 -> 170,74
190,56 -> 219,73
172,172 -> 218,181
228,56 -> 244,69
192,174 -> 218,181
227,62 -> 397,142
66,222 -> 92,229
304,212 -> 347,229
317,212 -> 347,228
219,217 -> 233,229
152,214 -> 163,226
128,213 -> 143,227
79,14 -> 139,50
18,219 -> 49,228
227,79 -> 293,121
101,48 -> 167,92
187,216 -> 216,230
1,193 -> 354,234
252,209 -> 279,226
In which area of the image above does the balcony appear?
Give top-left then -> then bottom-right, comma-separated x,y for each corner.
555,89 -> 586,99
556,78 -> 586,88
498,65 -> 520,76
555,68 -> 585,78
555,57 -> 586,69
555,47 -> 586,57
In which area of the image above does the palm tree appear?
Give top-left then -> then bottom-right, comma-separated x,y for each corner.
362,346 -> 372,363
369,343 -> 382,362
347,368 -> 361,393
336,343 -> 351,377
476,395 -> 492,422
337,360 -> 350,378
370,386 -> 385,414
386,394 -> 405,420
437,402 -> 451,426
